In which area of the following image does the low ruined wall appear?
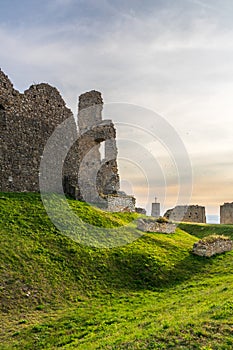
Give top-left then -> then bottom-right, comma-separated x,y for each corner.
220,202 -> 233,224
137,219 -> 176,233
164,205 -> 206,223
192,236 -> 233,257
106,194 -> 135,212
135,207 -> 146,215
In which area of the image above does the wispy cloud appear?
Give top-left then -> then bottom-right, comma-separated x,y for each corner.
187,0 -> 218,11
1,0 -> 233,213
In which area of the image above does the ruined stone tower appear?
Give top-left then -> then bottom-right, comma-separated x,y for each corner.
68,90 -> 120,203
0,68 -> 122,207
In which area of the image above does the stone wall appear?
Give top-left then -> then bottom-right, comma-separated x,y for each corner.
0,69 -> 120,205
220,202 -> 233,224
192,236 -> 233,257
135,207 -> 146,215
0,68 -> 75,192
106,194 -> 135,212
137,218 -> 176,233
164,205 -> 206,223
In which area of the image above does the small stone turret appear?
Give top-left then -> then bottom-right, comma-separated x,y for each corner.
192,235 -> 233,257
151,197 -> 160,218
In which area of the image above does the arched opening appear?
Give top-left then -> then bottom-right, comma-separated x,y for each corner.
99,141 -> 105,161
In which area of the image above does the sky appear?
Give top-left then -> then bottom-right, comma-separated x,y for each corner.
1,0 -> 233,215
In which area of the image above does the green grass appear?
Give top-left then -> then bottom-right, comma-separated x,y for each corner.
0,193 -> 233,349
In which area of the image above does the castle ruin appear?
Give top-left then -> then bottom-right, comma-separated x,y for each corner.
2,68 -> 232,220
0,68 -> 135,211
164,205 -> 206,223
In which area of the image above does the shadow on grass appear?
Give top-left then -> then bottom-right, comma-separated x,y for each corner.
103,235 -> 215,291
178,223 -> 233,240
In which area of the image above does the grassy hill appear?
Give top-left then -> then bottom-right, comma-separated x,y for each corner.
0,193 -> 233,349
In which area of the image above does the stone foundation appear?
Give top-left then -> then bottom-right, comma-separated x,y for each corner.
192,235 -> 233,257
137,218 -> 176,233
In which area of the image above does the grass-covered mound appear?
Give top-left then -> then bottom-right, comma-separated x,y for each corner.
0,193 -> 233,349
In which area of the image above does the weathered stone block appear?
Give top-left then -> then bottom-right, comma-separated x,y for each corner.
137,218 -> 176,233
192,235 -> 233,257
106,194 -> 135,212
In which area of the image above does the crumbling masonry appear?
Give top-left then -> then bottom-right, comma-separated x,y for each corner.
0,68 -> 135,211
220,203 -> 233,224
164,205 -> 206,223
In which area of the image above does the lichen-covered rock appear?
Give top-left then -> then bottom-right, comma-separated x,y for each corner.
192,235 -> 233,257
137,218 -> 176,233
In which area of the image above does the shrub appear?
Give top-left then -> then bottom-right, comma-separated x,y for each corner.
156,216 -> 169,224
199,234 -> 230,244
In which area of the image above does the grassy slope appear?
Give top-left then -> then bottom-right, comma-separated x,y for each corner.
0,193 -> 233,349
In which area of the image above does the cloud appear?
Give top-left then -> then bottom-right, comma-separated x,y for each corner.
187,0 -> 218,11
1,0 -> 233,215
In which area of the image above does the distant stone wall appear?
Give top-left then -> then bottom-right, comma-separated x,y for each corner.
164,205 -> 206,223
151,202 -> 160,218
220,203 -> 233,224
135,207 -> 146,215
106,194 -> 135,212
192,236 -> 233,257
137,218 -> 176,233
